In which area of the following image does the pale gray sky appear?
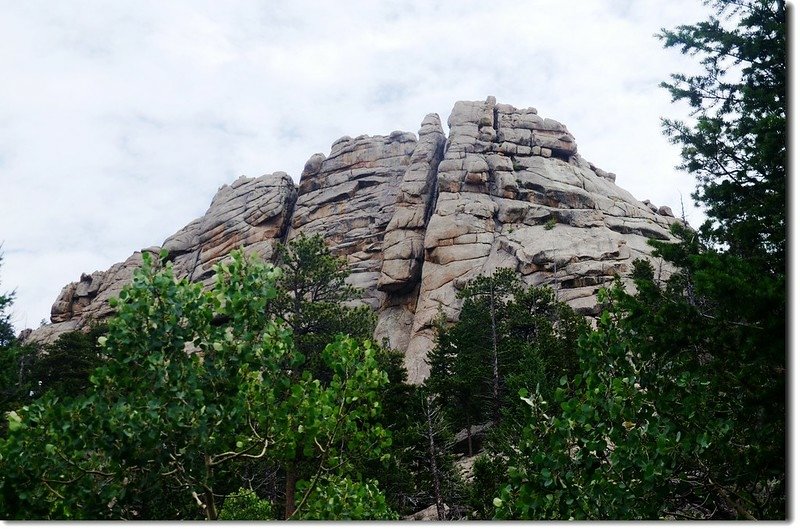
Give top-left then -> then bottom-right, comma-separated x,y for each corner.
1,0 -> 715,330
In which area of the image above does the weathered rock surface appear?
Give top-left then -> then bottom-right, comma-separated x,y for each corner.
25,98 -> 680,384
403,503 -> 451,521
378,114 -> 446,295
455,454 -> 481,483
26,173 -> 297,342
287,128 -> 419,311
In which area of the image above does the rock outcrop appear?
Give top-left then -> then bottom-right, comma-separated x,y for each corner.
287,127 -> 420,311
402,97 -> 677,381
25,98 -> 680,384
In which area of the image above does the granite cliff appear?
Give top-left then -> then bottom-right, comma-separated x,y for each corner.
26,97 -> 679,383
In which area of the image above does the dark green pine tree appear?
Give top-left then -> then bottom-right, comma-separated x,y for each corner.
455,269 -> 521,423
427,305 -> 490,457
654,1 -> 785,517
269,233 -> 375,379
0,252 -> 15,349
659,0 -> 785,273
500,286 -> 587,421
0,252 -> 27,422
426,269 -> 520,447
427,269 -> 587,456
0,252 -> 107,417
27,325 -> 107,400
487,1 -> 787,521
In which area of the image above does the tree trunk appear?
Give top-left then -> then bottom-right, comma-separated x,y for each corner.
204,488 -> 218,521
467,419 -> 473,457
489,283 -> 500,423
203,454 -> 218,520
425,398 -> 445,521
285,461 -> 297,519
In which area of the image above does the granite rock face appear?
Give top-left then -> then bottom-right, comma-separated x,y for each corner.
403,97 -> 677,381
287,128 -> 420,310
26,98 -> 679,384
28,173 -> 297,342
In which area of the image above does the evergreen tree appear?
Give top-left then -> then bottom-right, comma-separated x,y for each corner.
0,253 -> 28,427
427,308 -> 490,457
0,252 -> 15,349
454,269 -> 521,422
496,2 -> 786,518
270,233 -> 374,378
655,1 -> 785,516
393,389 -> 463,518
496,256 -> 784,519
27,325 -> 107,400
500,286 -> 586,421
659,0 -> 785,272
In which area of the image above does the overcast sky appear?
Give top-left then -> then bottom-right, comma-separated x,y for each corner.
1,0 -> 717,331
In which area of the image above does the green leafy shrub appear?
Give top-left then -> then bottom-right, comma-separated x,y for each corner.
295,477 -> 398,520
0,250 -> 392,520
219,488 -> 273,520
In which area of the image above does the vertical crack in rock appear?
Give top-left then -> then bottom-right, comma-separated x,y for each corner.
375,114 -> 446,352
378,114 -> 446,295
26,98 -> 682,386
401,97 -> 679,383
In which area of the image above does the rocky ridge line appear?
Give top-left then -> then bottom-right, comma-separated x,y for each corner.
26,97 -> 679,383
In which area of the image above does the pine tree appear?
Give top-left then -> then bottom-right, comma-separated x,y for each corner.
269,233 -> 374,379
496,2 -> 786,518
427,308 -> 489,457
659,0 -> 786,273
655,1 -> 785,516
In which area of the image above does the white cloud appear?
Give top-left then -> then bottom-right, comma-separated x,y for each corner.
0,0 -> 714,329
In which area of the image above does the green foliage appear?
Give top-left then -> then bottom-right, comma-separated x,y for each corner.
0,326 -> 106,440
433,269 -> 520,425
0,342 -> 36,424
295,476 -> 398,520
265,233 -> 436,518
494,2 -> 786,519
30,325 -> 107,400
427,307 -> 490,456
360,378 -> 467,517
495,297 -> 678,519
543,218 -> 557,230
270,233 -> 375,377
499,285 -> 585,423
495,250 -> 784,519
0,253 -> 34,435
0,250 -> 393,520
659,0 -> 785,272
426,270 -> 586,518
354,348 -> 426,514
218,488 -> 273,520
469,454 -> 509,519
621,245 -> 783,518
428,270 -> 586,452
491,2 -> 787,511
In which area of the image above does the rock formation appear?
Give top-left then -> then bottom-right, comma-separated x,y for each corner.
25,97 -> 680,383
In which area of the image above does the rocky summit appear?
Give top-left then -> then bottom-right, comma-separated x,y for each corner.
26,97 -> 680,383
